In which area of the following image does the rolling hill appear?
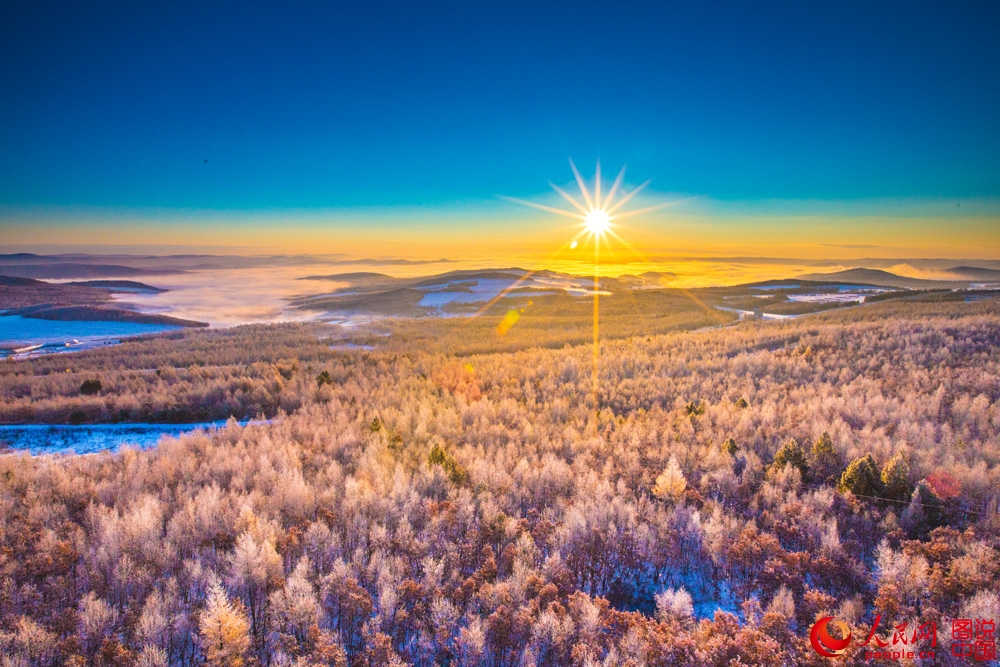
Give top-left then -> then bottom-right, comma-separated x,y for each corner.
0,263 -> 179,279
946,265 -> 1000,281
797,267 -> 964,289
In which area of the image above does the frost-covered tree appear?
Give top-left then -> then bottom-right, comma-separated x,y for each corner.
199,583 -> 251,666
0,298 -> 995,664
655,587 -> 694,622
652,456 -> 687,500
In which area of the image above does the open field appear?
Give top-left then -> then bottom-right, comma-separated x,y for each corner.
0,297 -> 997,663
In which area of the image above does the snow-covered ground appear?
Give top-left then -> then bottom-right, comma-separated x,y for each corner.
828,283 -> 889,292
751,282 -> 888,295
417,275 -> 607,308
714,305 -> 799,320
787,293 -> 868,304
323,315 -> 383,328
785,285 -> 890,304
329,342 -> 375,351
418,278 -> 520,307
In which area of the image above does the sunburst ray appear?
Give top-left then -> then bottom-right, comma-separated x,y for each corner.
605,179 -> 650,214
549,182 -> 588,214
499,196 -> 583,220
612,196 -> 695,220
603,165 -> 626,211
611,202 -> 672,220
594,161 -> 601,209
569,159 -> 595,210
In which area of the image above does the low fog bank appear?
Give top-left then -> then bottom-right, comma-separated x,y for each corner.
4,252 -> 998,327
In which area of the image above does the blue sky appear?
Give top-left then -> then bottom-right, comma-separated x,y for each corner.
1,1 -> 998,255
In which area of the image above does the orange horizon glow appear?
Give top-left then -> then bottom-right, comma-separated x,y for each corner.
4,211 -> 997,261
3,187 -> 999,288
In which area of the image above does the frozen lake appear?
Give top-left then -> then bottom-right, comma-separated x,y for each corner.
0,420 -> 248,455
0,314 -> 179,348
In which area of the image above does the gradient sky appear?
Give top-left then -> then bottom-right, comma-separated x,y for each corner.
2,2 -> 999,258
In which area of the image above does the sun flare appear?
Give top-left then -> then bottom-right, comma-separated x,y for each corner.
501,160 -> 672,250
584,208 -> 611,236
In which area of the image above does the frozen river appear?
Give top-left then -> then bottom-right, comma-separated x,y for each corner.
0,315 -> 180,359
0,314 -> 179,344
0,420 -> 250,455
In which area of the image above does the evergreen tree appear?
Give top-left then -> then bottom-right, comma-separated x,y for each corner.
839,454 -> 883,497
810,432 -> 841,482
771,438 -> 807,476
881,453 -> 912,501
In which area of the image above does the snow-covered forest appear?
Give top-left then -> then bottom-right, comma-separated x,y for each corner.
0,299 -> 998,665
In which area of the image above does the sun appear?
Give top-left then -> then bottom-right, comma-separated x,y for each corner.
500,160 -> 670,249
584,208 -> 611,236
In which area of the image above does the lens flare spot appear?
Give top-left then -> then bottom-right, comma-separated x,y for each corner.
496,309 -> 520,336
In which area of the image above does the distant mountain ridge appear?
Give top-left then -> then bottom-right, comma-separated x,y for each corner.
299,272 -> 395,282
0,275 -> 46,287
946,266 -> 1000,280
0,263 -> 180,279
797,267 -> 964,289
65,280 -> 165,292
